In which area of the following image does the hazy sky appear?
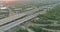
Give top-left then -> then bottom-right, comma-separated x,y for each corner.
1,0 -> 60,6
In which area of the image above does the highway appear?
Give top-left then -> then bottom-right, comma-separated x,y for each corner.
0,3 -> 59,32
0,7 -> 41,26
0,3 -> 55,26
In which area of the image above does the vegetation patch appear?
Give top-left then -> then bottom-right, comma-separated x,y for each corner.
16,29 -> 28,32
32,16 -> 53,24
29,26 -> 52,32
32,8 -> 60,24
32,19 -> 53,24
40,25 -> 60,30
43,5 -> 60,21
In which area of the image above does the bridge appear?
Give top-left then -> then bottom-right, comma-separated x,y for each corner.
0,2 -> 58,32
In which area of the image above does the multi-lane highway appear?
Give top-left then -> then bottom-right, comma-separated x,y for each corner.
0,3 -> 59,32
0,7 -> 41,26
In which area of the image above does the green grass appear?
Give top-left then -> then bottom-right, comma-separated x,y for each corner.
16,29 -> 28,32
31,4 -> 60,31
29,26 -> 52,32
32,16 -> 53,24
44,4 -> 60,21
40,25 -> 60,30
32,19 -> 53,24
36,4 -> 60,24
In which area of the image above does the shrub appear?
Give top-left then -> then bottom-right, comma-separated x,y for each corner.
16,29 -> 28,32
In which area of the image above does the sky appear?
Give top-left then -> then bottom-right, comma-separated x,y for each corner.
0,0 -> 18,5
0,0 -> 60,6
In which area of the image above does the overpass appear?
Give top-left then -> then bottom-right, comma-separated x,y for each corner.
0,3 -> 57,32
0,7 -> 43,32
